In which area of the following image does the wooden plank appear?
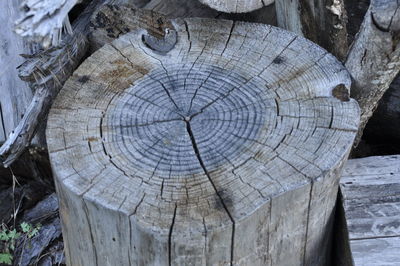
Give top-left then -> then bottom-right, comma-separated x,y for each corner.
341,155 -> 400,265
350,237 -> 400,266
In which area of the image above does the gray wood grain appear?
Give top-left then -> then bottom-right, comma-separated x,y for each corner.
341,155 -> 400,266
197,0 -> 273,13
48,16 -> 359,266
350,237 -> 400,266
0,0 -> 103,167
345,0 -> 400,146
0,0 -> 33,144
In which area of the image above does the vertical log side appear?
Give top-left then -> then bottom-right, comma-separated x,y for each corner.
53,156 -> 351,266
0,0 -> 33,143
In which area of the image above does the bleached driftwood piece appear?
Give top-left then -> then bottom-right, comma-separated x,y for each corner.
341,155 -> 400,266
198,0 -> 274,13
15,0 -> 80,48
275,0 -> 348,60
47,13 -> 359,265
345,0 -> 400,146
0,0 -> 103,167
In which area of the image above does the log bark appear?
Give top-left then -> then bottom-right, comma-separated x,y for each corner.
275,0 -> 348,61
345,0 -> 400,146
47,14 -> 359,265
197,0 -> 274,13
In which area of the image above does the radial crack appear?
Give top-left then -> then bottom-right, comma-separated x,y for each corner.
168,204 -> 177,266
185,120 -> 235,265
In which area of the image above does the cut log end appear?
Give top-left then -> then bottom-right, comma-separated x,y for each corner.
47,16 -> 359,266
198,0 -> 274,13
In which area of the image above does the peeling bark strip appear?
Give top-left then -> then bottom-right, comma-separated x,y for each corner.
0,0 -> 104,168
47,14 -> 359,265
275,0 -> 348,61
345,0 -> 400,147
198,0 -> 274,13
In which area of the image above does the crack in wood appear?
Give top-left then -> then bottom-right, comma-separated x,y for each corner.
185,120 -> 235,266
168,204 -> 177,266
0,102 -> 7,142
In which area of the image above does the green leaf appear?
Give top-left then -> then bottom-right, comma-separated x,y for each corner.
8,229 -> 20,239
0,230 -> 9,241
20,222 -> 31,233
0,253 -> 13,265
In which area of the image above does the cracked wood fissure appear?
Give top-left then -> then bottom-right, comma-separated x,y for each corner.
186,120 -> 235,265
0,103 -> 6,144
47,10 -> 359,266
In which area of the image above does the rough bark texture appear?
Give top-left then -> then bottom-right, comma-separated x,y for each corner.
341,155 -> 400,266
275,0 -> 348,61
47,13 -> 359,265
197,0 -> 273,13
345,0 -> 400,147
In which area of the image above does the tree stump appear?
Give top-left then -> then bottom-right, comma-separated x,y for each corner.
47,17 -> 359,266
197,0 -> 273,13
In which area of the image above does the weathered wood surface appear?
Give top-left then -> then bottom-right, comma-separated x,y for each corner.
4,0 -> 278,167
137,0 -> 277,25
15,0 -> 79,47
0,0 -> 104,168
47,15 -> 359,265
0,0 -> 33,144
197,0 -> 273,13
275,0 -> 348,60
341,155 -> 400,266
345,0 -> 400,146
